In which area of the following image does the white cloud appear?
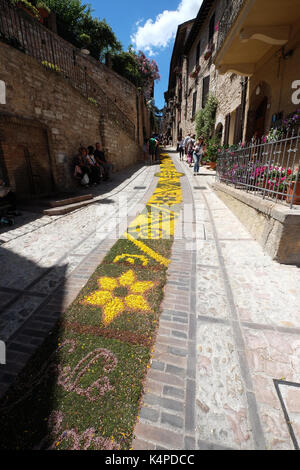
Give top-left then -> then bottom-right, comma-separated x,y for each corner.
131,0 -> 202,55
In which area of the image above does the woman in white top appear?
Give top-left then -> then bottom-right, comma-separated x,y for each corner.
193,137 -> 205,175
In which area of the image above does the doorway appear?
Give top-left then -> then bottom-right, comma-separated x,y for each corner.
0,116 -> 54,199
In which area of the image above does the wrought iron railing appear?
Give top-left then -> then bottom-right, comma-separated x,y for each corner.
216,129 -> 300,209
0,0 -> 135,140
217,0 -> 246,53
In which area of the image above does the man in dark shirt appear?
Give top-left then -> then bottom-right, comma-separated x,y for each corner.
94,142 -> 114,180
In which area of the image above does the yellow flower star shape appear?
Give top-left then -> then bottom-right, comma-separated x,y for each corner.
83,270 -> 154,326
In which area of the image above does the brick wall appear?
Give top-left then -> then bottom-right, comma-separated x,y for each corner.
0,42 -> 143,194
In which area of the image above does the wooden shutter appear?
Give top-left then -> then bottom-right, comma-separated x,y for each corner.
202,76 -> 210,108
224,114 -> 231,146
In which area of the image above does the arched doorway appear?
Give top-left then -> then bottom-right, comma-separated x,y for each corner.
246,82 -> 271,141
215,122 -> 223,143
254,97 -> 268,139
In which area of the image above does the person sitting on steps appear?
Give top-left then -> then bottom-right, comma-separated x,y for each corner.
94,142 -> 113,181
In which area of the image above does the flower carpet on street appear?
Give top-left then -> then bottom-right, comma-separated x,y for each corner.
0,154 -> 184,450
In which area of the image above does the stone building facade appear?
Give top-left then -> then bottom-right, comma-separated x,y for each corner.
215,0 -> 300,142
166,0 -> 300,147
0,0 -> 151,198
166,0 -> 244,146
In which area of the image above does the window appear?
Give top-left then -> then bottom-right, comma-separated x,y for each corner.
224,114 -> 231,146
196,41 -> 201,65
208,13 -> 215,43
202,76 -> 210,108
192,91 -> 197,118
234,105 -> 243,144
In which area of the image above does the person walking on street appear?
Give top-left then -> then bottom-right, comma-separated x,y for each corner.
193,137 -> 205,175
149,135 -> 157,165
178,138 -> 184,160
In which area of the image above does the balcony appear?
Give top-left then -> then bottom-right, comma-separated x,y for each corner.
216,0 -> 246,54
215,0 -> 298,76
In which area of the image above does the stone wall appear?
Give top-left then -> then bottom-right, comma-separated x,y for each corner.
0,42 -> 143,195
178,0 -> 242,143
213,181 -> 300,265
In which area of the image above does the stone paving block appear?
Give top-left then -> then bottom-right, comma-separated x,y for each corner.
134,422 -> 183,449
152,352 -> 187,369
167,346 -> 188,357
132,438 -> 156,450
165,364 -> 186,378
144,393 -> 184,413
148,369 -> 185,387
144,379 -> 163,396
151,360 -> 165,371
163,385 -> 185,400
161,412 -> 184,429
156,335 -> 188,349
172,330 -> 188,339
139,407 -> 160,423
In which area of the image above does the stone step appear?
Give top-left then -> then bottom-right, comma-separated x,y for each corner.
47,194 -> 93,208
43,197 -> 95,216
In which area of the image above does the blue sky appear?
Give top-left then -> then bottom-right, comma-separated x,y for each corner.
88,0 -> 202,110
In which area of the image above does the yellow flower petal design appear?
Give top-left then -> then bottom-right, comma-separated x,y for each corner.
130,281 -> 154,294
98,277 -> 118,291
119,270 -> 135,287
103,298 -> 124,325
84,290 -> 113,306
125,295 -> 150,311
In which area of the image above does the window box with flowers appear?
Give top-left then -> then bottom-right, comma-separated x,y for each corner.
204,42 -> 215,60
189,64 -> 200,79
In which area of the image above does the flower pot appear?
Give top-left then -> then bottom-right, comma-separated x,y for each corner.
17,2 -> 38,19
285,181 -> 300,205
209,162 -> 217,170
81,48 -> 90,55
38,7 -> 50,24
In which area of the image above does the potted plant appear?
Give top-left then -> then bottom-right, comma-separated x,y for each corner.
79,33 -> 91,55
36,1 -> 51,23
12,0 -> 40,18
286,170 -> 300,205
205,137 -> 219,169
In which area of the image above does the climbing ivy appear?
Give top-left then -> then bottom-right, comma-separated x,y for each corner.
195,94 -> 218,141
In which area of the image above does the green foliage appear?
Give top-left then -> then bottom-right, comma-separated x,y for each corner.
41,60 -> 61,72
195,94 -> 218,141
36,1 -> 51,13
10,0 -> 40,17
205,137 -> 220,162
41,0 -> 121,60
111,50 -> 142,87
78,15 -> 121,60
79,32 -> 91,47
88,97 -> 97,106
42,0 -> 90,27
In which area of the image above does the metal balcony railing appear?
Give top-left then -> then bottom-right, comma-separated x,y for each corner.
217,0 -> 246,53
216,129 -> 300,209
0,0 -> 135,140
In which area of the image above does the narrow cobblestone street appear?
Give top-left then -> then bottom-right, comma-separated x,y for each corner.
1,150 -> 300,450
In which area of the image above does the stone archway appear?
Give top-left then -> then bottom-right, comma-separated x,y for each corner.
246,81 -> 271,141
215,122 -> 223,143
